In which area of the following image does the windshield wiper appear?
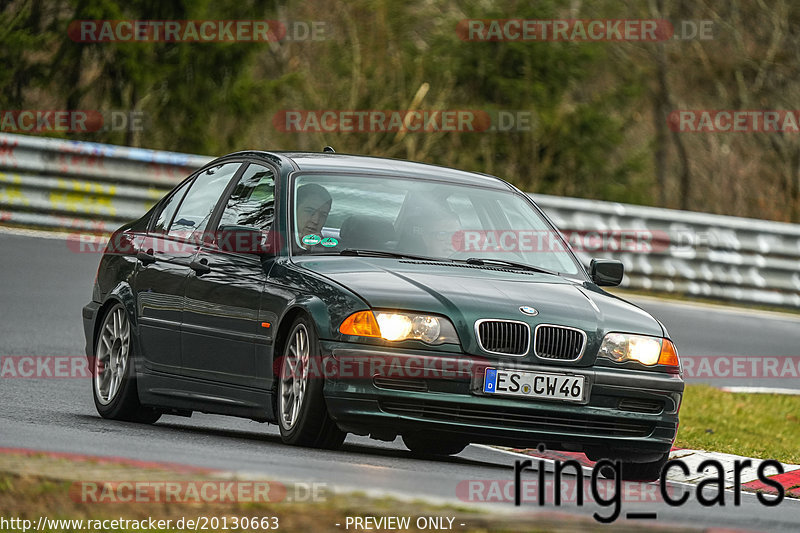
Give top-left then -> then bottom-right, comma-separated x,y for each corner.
463,257 -> 559,276
338,249 -> 559,275
339,249 -> 452,262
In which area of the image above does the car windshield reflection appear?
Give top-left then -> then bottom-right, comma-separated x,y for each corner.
290,173 -> 580,276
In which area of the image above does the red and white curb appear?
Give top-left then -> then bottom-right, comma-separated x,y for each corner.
490,446 -> 800,497
668,449 -> 800,492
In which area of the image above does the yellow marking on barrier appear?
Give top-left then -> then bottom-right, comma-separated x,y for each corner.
0,173 -> 30,206
48,190 -> 116,215
0,173 -> 23,184
55,178 -> 118,196
0,186 -> 29,205
45,179 -> 119,215
147,187 -> 166,199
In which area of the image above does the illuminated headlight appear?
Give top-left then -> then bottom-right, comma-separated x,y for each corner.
375,312 -> 458,344
339,310 -> 459,345
598,333 -> 678,366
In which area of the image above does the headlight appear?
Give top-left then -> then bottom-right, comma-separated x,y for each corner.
339,310 -> 459,345
598,333 -> 679,367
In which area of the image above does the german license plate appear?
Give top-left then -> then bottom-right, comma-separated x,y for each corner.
483,368 -> 585,402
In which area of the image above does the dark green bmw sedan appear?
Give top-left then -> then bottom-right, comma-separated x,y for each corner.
82,149 -> 683,481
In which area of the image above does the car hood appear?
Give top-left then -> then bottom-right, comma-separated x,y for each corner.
295,256 -> 663,364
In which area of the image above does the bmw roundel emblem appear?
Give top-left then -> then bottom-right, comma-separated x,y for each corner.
519,305 -> 539,316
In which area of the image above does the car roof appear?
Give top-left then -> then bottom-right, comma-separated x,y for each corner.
223,150 -> 513,190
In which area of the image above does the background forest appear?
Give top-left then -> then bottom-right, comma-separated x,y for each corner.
3,0 -> 800,222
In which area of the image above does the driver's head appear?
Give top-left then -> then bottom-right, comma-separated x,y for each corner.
421,207 -> 461,257
296,183 -> 332,237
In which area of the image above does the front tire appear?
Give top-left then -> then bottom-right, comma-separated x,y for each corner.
599,452 -> 670,482
277,317 -> 346,449
620,453 -> 670,481
92,303 -> 160,424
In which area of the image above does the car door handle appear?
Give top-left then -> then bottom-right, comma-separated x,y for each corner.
190,258 -> 211,275
136,249 -> 156,265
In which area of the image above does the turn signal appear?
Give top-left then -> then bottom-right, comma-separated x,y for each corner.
339,311 -> 381,337
658,339 -> 680,367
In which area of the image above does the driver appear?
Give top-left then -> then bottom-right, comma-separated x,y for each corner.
420,206 -> 461,258
296,183 -> 332,246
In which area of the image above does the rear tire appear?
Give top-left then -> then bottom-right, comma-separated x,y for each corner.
402,432 -> 468,456
277,316 -> 346,449
92,303 -> 161,424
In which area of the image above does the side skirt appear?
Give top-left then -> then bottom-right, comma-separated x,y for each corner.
137,369 -> 276,423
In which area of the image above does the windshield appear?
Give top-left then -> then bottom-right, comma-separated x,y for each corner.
290,173 -> 581,276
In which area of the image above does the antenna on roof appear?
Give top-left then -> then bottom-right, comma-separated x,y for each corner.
323,146 -> 335,153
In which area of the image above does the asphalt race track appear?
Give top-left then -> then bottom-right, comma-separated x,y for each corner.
2,231 -> 800,531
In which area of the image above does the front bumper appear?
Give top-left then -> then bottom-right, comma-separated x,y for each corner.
322,342 -> 683,459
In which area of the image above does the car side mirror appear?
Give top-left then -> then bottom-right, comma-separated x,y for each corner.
590,258 -> 623,286
217,225 -> 275,256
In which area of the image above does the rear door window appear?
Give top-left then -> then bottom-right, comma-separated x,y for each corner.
152,180 -> 191,233
217,164 -> 276,230
168,163 -> 240,239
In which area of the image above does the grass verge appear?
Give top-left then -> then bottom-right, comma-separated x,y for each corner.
676,384 -> 800,464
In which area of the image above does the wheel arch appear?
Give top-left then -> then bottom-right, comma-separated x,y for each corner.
273,306 -> 311,360
273,293 -> 342,351
271,302 -> 322,380
91,282 -> 138,359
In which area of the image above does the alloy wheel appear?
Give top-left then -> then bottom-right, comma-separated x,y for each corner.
279,324 -> 310,429
94,306 -> 131,405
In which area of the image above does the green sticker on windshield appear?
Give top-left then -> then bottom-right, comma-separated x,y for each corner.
302,234 -> 322,246
321,237 -> 338,248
